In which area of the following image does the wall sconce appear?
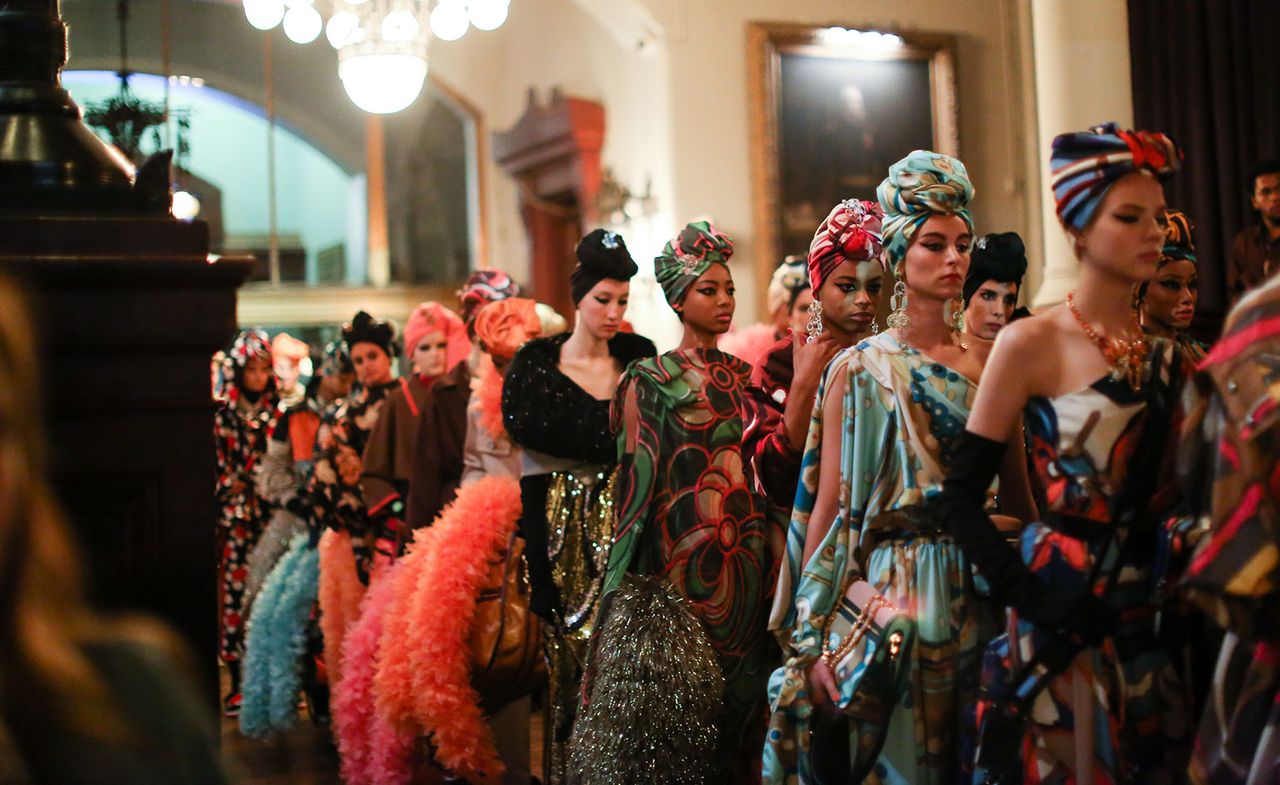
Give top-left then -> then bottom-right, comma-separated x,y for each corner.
596,168 -> 655,227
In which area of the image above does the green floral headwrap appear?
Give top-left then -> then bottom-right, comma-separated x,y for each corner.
654,220 -> 734,307
877,150 -> 976,273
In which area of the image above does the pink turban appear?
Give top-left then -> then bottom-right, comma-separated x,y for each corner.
403,302 -> 470,372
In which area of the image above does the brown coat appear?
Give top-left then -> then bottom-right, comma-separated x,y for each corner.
406,360 -> 472,528
361,374 -> 433,516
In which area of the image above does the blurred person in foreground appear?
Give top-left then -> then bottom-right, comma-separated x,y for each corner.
0,276 -> 225,784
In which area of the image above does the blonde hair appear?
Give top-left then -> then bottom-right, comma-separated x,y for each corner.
0,277 -> 117,743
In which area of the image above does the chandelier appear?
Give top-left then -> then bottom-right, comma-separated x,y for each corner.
242,0 -> 511,114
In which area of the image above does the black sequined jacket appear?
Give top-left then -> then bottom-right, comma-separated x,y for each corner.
502,331 -> 657,465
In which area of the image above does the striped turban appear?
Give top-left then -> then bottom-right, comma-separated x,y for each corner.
807,198 -> 885,291
1050,122 -> 1182,231
1161,209 -> 1196,264
877,151 -> 975,273
457,270 -> 522,326
654,220 -> 734,307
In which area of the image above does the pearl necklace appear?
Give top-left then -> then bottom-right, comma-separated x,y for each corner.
1066,291 -> 1151,392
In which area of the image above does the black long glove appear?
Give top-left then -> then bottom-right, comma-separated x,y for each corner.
518,474 -> 563,623
937,430 -> 1116,646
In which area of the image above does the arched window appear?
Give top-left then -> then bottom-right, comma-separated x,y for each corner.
65,69 -> 484,328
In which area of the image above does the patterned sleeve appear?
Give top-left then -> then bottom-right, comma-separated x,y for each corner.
1182,352 -> 1280,642
599,368 -> 662,601
742,369 -> 804,506
213,405 -> 234,506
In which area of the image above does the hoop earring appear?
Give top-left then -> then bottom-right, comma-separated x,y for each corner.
951,297 -> 967,350
805,299 -> 824,343
886,275 -> 909,349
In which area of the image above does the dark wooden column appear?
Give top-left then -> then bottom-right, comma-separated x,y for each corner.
492,88 -> 604,318
0,0 -> 249,704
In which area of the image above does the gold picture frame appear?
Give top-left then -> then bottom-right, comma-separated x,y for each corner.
748,22 -> 959,309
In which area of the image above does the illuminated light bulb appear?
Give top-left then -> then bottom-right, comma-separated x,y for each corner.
339,53 -> 428,113
283,3 -> 322,43
430,0 -> 468,41
326,11 -> 361,48
467,0 -> 508,31
171,190 -> 201,221
243,0 -> 284,31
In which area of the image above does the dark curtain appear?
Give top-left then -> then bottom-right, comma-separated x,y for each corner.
1128,0 -> 1280,337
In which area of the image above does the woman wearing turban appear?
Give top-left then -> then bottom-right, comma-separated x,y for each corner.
743,198 -> 885,514
960,231 -> 1029,364
939,122 -> 1192,783
1136,210 -> 1207,362
765,151 -> 1037,784
214,328 -> 280,717
406,271 -> 523,530
572,221 -> 786,783
361,301 -> 469,564
500,229 -> 656,785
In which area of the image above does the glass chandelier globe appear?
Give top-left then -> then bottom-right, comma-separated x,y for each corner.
429,0 -> 468,41
338,52 -> 428,114
467,0 -> 508,31
283,4 -> 323,43
243,0 -> 285,31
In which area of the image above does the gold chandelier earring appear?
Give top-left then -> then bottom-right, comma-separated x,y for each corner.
951,297 -> 967,350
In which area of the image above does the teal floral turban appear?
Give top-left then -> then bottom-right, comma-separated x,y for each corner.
654,220 -> 734,307
876,150 -> 976,273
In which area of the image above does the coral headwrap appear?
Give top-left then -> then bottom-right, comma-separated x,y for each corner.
877,151 -> 975,273
403,301 -> 470,371
473,297 -> 542,361
807,199 -> 885,291
1161,209 -> 1197,264
653,220 -> 734,307
1050,122 -> 1182,230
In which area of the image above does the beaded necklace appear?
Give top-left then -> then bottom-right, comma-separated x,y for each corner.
1066,290 -> 1151,392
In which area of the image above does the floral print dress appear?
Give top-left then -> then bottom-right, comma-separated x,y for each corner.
304,379 -> 398,582
601,348 -> 786,777
215,390 -> 279,663
971,342 -> 1190,785
765,332 -> 986,785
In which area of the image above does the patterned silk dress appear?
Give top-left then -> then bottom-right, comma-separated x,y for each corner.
1181,279 -> 1280,785
971,342 -> 1191,785
601,348 -> 786,776
765,332 -> 986,785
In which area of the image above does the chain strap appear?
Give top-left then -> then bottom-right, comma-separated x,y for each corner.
819,572 -> 903,668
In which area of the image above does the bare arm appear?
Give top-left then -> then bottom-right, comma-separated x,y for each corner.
995,414 -> 1038,527
800,360 -> 849,568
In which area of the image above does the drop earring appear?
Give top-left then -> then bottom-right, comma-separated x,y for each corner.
805,300 -> 824,343
886,275 -> 910,350
951,297 -> 967,350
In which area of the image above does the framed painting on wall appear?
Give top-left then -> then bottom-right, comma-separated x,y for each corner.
747,22 -> 959,306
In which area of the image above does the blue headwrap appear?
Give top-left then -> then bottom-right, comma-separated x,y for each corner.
877,151 -> 975,273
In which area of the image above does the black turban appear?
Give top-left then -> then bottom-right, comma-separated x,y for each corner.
342,310 -> 398,358
963,232 -> 1028,306
570,229 -> 640,304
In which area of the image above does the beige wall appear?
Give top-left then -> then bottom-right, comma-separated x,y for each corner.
429,0 -> 1043,346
